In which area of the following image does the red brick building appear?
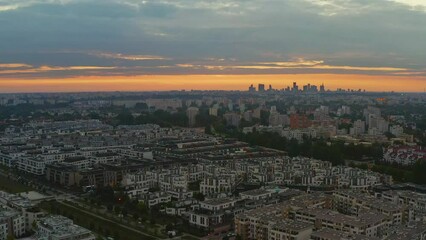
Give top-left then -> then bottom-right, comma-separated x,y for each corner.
290,114 -> 312,129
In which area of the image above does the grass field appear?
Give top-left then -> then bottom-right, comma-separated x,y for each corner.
40,200 -> 163,240
181,236 -> 200,240
0,174 -> 32,193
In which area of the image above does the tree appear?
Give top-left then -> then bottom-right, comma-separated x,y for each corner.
116,112 -> 134,125
88,112 -> 101,119
89,222 -> 95,230
260,110 -> 270,126
357,163 -> 369,170
188,181 -> 201,191
287,139 -> 301,157
134,102 -> 148,110
137,202 -> 148,214
121,208 -> 128,217
32,220 -> 37,230
413,160 -> 426,184
97,186 -> 115,204
384,132 -> 396,139
114,231 -> 120,240
114,206 -> 121,215
193,192 -> 205,201
165,224 -> 174,231
107,204 -> 113,212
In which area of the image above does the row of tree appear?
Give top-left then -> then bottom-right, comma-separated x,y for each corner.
231,131 -> 384,166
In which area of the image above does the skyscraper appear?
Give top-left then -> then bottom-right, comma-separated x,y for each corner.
258,84 -> 265,92
248,84 -> 256,92
186,107 -> 199,127
292,82 -> 299,92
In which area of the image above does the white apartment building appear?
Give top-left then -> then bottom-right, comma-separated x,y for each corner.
333,191 -> 404,225
0,209 -> 26,239
189,212 -> 216,228
0,151 -> 24,167
294,208 -> 390,237
390,125 -> 404,137
350,120 -> 366,136
240,189 -> 274,201
119,148 -> 153,160
17,157 -> 53,175
199,198 -> 236,212
144,192 -> 172,208
158,174 -> 188,192
235,206 -> 313,240
200,177 -> 233,196
121,171 -> 156,190
37,215 -> 95,240
269,220 -> 313,240
90,152 -> 120,164
0,222 -> 7,240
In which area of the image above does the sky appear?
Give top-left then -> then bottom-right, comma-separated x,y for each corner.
0,0 -> 426,92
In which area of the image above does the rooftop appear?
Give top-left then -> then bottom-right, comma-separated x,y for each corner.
272,219 -> 313,232
202,198 -> 235,206
311,228 -> 380,240
240,189 -> 271,196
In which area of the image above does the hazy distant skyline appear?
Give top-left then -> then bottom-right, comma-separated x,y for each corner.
1,0 -> 426,92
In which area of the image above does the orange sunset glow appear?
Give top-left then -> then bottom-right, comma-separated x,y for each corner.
1,0 -> 426,93
0,74 -> 425,93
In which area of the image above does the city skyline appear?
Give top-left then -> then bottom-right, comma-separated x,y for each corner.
1,0 -> 426,92
0,74 -> 425,93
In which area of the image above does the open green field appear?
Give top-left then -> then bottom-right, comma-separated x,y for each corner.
40,200 -> 161,240
181,236 -> 200,240
0,174 -> 32,193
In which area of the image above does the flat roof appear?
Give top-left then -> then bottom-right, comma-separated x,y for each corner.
240,189 -> 271,196
202,198 -> 235,206
311,228 -> 380,240
19,191 -> 52,201
272,219 -> 313,232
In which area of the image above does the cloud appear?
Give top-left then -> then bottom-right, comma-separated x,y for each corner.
258,59 -> 325,67
0,63 -> 32,68
176,59 -> 409,73
0,0 -> 425,79
0,4 -> 20,12
39,66 -> 117,71
308,65 -> 406,71
0,64 -> 116,75
90,52 -> 170,61
388,0 -> 426,9
303,0 -> 426,16
391,70 -> 426,76
176,58 -> 412,75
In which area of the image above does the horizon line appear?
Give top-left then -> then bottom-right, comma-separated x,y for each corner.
0,89 -> 425,95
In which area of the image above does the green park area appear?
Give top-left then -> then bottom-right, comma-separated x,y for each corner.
39,200 -> 163,240
0,174 -> 32,193
181,236 -> 200,240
